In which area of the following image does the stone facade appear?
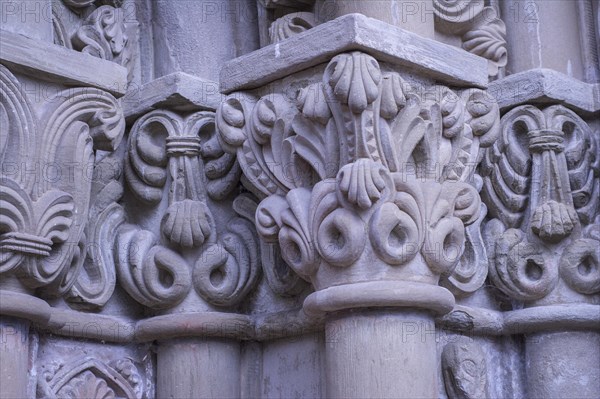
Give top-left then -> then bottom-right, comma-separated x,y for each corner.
0,1 -> 598,398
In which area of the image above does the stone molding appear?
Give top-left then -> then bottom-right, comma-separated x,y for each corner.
0,28 -> 128,96
122,72 -> 224,123
3,289 -> 598,344
220,13 -> 488,93
489,68 -> 600,115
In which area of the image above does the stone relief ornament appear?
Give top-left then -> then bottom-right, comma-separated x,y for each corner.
269,12 -> 318,44
442,339 -> 488,399
217,51 -> 500,295
84,108 -> 260,309
65,152 -> 123,309
233,193 -> 308,296
0,64 -> 124,297
72,5 -> 131,70
37,357 -> 142,399
192,201 -> 261,307
481,105 -> 600,302
433,0 -> 507,77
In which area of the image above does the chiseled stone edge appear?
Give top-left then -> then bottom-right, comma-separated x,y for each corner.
489,68 -> 600,115
122,72 -> 224,123
0,29 -> 128,97
220,13 -> 488,93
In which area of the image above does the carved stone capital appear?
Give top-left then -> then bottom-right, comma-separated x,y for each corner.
0,64 -> 125,299
217,50 -> 500,314
481,104 -> 600,305
87,107 -> 261,311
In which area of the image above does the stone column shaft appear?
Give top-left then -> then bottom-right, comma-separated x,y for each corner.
0,317 -> 30,399
157,338 -> 241,398
525,331 -> 600,398
315,0 -> 435,38
500,0 -> 585,79
326,311 -> 438,399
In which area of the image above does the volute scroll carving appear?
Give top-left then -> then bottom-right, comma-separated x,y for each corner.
482,104 -> 600,303
217,51 -> 500,308
113,108 -> 259,309
269,12 -> 318,44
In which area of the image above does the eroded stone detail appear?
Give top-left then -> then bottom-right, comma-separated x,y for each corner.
37,357 -> 141,399
442,339 -> 488,399
269,12 -> 318,43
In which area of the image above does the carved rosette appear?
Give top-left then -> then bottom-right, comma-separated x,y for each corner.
217,51 -> 500,315
481,105 -> 600,304
0,65 -> 124,298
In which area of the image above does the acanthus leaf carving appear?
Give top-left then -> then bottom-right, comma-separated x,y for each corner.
65,202 -> 122,309
72,5 -> 132,73
440,177 -> 489,296
61,0 -> 124,10
125,110 -> 240,249
461,8 -> 508,77
234,193 -> 307,297
66,149 -> 124,310
222,52 -> 499,292
0,65 -> 125,296
433,1 -> 507,78
559,217 -> 600,295
120,107 -> 261,308
432,0 -> 485,25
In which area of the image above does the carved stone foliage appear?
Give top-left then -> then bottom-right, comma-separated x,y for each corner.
77,109 -> 260,310
217,51 -> 500,292
37,357 -> 142,399
433,0 -> 508,77
0,64 -> 124,297
72,5 -> 131,72
481,105 -> 600,302
66,152 -> 124,309
442,339 -> 488,399
269,12 -> 317,44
